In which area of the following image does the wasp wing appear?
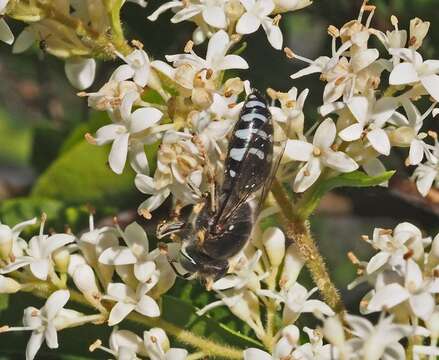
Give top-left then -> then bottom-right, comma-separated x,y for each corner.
214,90 -> 275,225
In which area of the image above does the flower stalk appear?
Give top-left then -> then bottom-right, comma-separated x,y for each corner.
271,179 -> 345,313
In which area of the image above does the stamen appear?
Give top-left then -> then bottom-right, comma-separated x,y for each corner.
77,91 -> 88,97
403,249 -> 414,260
39,213 -> 47,236
365,5 -> 376,28
89,340 -> 102,352
131,39 -> 144,49
378,228 -> 392,236
84,133 -> 97,145
139,208 -> 152,220
272,14 -> 281,26
347,251 -> 360,265
283,47 -> 314,64
327,25 -> 339,38
428,130 -> 438,140
184,40 -> 194,53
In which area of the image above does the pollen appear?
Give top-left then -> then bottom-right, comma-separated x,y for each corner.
184,40 -> 194,53
283,47 -> 295,59
327,25 -> 339,38
131,39 -> 144,49
313,147 -> 321,156
139,208 -> 152,219
272,14 -> 281,26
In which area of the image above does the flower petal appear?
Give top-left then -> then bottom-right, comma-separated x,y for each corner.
367,283 -> 410,312
99,246 -> 137,265
130,108 -> 163,133
135,174 -> 156,194
261,20 -> 283,50
409,293 -> 434,320
322,150 -> 358,172
0,19 -> 14,45
338,123 -> 364,142
236,13 -> 261,34
135,295 -> 160,317
389,63 -> 419,85
243,348 -> 273,360
366,252 -> 390,274
219,54 -> 249,70
30,260 -> 50,280
108,302 -> 136,326
313,118 -> 336,149
284,140 -> 313,162
420,74 -> 439,102
293,157 -> 322,193
44,234 -> 75,257
202,6 -> 227,28
64,58 -> 96,90
26,331 -> 45,360
109,133 -> 129,174
165,349 -> 189,360
44,290 -> 70,319
367,128 -> 391,155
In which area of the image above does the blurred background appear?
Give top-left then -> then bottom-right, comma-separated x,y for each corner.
1,0 -> 439,358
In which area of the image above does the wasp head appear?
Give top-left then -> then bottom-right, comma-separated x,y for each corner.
178,245 -> 229,287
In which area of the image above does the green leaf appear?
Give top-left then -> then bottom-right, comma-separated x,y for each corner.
297,170 -> 396,220
31,140 -> 138,208
0,197 -> 64,235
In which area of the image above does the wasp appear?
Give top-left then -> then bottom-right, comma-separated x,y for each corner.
158,90 -> 285,286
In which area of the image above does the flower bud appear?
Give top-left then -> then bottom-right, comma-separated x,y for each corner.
144,328 -> 170,354
0,275 -> 21,294
223,77 -> 244,98
409,18 -> 430,50
191,87 -> 213,110
225,0 -> 245,22
64,58 -> 96,90
262,227 -> 285,267
73,264 -> 101,305
53,247 -> 71,273
280,244 -> 305,289
282,324 -> 300,345
388,126 -> 415,147
323,316 -> 345,347
0,225 -> 13,260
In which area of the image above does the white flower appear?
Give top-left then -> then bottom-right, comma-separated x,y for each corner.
91,329 -> 143,359
1,290 -> 71,360
365,223 -> 430,275
409,17 -> 430,50
339,95 -> 398,156
64,58 -> 96,90
0,0 -> 13,45
236,0 -> 282,49
388,98 -> 437,165
212,250 -> 265,292
270,87 -> 309,139
0,217 -> 36,260
367,259 -> 439,320
412,162 -> 439,196
0,227 -> 75,281
143,328 -> 188,360
345,314 -> 411,360
153,30 -> 248,90
148,0 -> 227,29
389,48 -> 439,102
113,49 -> 151,87
93,92 -> 163,174
99,222 -> 157,283
292,327 -> 335,360
105,281 -> 160,326
285,118 -> 358,192
243,348 -> 273,360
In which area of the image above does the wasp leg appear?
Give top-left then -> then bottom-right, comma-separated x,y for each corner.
156,219 -> 186,239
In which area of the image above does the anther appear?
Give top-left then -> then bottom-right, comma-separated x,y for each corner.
89,339 -> 102,352
283,47 -> 294,59
84,133 -> 97,145
184,40 -> 194,53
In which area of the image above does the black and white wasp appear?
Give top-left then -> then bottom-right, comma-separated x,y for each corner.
157,90 -> 286,286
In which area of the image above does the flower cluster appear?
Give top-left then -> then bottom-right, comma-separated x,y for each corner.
148,0 -> 312,49
0,214 -> 178,359
282,4 -> 439,195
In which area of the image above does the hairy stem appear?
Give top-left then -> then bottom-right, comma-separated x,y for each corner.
271,179 -> 345,313
12,272 -> 244,359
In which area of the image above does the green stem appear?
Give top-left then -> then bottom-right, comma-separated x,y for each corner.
106,0 -> 130,53
11,272 -> 244,360
271,179 -> 345,313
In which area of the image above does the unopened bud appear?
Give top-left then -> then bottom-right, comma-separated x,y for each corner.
73,264 -> 101,303
262,227 -> 285,267
225,0 -> 245,21
0,275 -> 21,294
53,247 -> 71,273
0,225 -> 13,260
280,244 -> 305,288
323,316 -> 345,346
282,324 -> 300,345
